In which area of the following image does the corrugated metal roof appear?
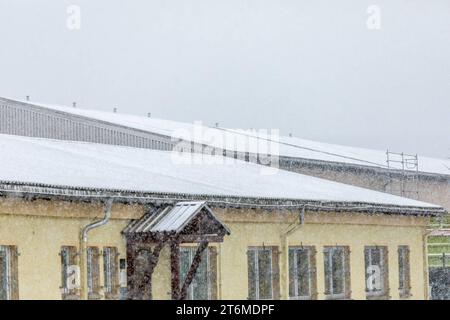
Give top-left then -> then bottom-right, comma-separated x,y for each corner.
152,202 -> 205,232
0,133 -> 443,211
124,201 -> 230,235
3,97 -> 449,177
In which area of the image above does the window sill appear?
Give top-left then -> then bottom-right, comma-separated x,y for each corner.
88,293 -> 103,300
104,293 -> 120,300
366,294 -> 390,300
325,294 -> 347,300
289,296 -> 312,300
62,294 -> 80,300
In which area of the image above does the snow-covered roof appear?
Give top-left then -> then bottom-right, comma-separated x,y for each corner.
123,201 -> 230,235
6,97 -> 449,177
0,134 -> 443,215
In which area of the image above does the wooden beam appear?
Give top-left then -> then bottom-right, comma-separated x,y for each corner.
126,238 -> 138,300
179,240 -> 209,300
177,234 -> 225,243
170,240 -> 181,300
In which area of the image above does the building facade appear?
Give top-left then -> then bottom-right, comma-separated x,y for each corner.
0,133 -> 445,300
0,96 -> 449,297
0,189 -> 438,300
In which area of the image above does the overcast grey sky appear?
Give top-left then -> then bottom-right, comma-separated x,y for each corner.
0,1 -> 449,158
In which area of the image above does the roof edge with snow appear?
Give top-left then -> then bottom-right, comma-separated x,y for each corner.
0,180 -> 445,217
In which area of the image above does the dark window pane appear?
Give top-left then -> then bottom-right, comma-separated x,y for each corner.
372,248 -> 381,266
103,248 -> 112,294
180,249 -> 193,300
192,250 -> 208,300
298,250 -> 310,296
398,246 -> 409,296
324,250 -> 331,295
247,250 -> 256,300
331,248 -> 344,295
0,250 -> 7,300
60,248 -> 69,290
87,248 -> 93,293
180,248 -> 209,300
258,250 -> 272,299
288,250 -> 295,297
398,248 -> 404,289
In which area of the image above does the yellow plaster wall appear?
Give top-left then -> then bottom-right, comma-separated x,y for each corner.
0,198 -> 430,300
217,219 -> 427,300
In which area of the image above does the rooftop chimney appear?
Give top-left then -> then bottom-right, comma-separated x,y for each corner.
215,122 -> 219,128
26,95 -> 30,101
113,108 -> 117,113
72,102 -> 77,108
288,133 -> 293,137
147,112 -> 151,118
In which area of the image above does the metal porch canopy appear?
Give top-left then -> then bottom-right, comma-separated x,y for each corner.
122,201 -> 230,300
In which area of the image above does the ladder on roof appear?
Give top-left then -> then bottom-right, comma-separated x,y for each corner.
385,150 -> 420,199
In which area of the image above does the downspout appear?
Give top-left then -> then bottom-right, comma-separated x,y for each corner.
280,207 -> 305,299
79,198 -> 113,300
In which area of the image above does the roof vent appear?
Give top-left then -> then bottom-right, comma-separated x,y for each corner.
26,95 -> 30,101
147,112 -> 151,118
113,108 -> 117,113
215,122 -> 219,128
289,133 -> 293,137
72,102 -> 77,108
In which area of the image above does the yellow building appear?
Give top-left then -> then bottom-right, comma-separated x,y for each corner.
0,134 -> 446,300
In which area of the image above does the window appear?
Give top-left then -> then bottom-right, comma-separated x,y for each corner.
60,246 -> 79,299
103,247 -> 120,299
289,246 -> 317,299
248,247 -> 280,300
398,246 -> 411,297
179,246 -> 217,300
0,246 -> 18,300
364,246 -> 389,299
323,246 -> 351,299
87,247 -> 101,299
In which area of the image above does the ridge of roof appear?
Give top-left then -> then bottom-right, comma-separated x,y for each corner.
1,96 -> 449,177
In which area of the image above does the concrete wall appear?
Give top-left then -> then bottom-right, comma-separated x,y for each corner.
281,159 -> 450,211
0,197 -> 430,300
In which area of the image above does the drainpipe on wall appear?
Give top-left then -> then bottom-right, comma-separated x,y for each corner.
79,198 -> 114,300
280,207 -> 306,299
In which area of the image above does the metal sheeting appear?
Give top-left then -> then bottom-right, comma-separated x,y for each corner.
125,201 -> 207,234
152,202 -> 204,232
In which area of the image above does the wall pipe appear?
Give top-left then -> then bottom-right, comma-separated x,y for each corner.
79,198 -> 113,300
280,207 -> 306,299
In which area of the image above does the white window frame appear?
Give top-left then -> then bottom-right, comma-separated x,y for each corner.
289,247 -> 312,300
0,246 -> 11,300
248,247 -> 273,300
324,247 -> 346,300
